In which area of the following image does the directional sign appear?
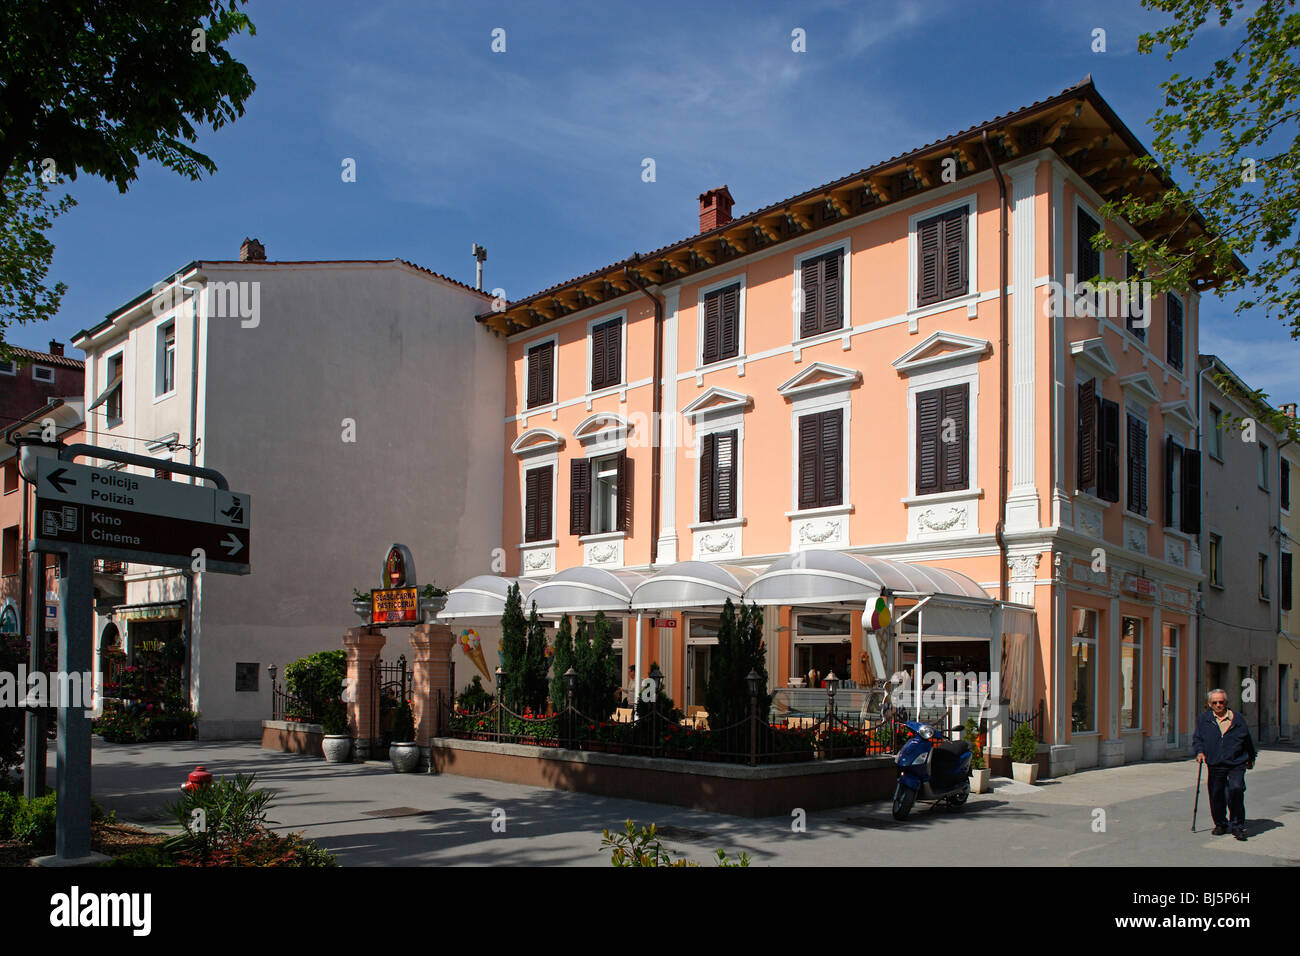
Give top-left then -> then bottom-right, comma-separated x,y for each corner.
31,458 -> 250,573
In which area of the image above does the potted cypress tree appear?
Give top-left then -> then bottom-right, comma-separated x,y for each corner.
964,717 -> 989,793
389,700 -> 420,772
1010,722 -> 1039,785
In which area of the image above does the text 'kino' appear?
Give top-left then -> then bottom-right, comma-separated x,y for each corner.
90,471 -> 138,506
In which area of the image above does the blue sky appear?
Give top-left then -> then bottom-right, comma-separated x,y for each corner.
20,0 -> 1299,403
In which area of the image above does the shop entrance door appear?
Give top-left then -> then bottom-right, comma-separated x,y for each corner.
686,644 -> 711,710
1162,649 -> 1177,744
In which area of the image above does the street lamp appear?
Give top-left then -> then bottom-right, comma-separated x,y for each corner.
563,666 -> 577,707
13,430 -> 63,483
746,669 -> 763,699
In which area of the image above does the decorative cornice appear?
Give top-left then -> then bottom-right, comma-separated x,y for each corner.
892,330 -> 992,375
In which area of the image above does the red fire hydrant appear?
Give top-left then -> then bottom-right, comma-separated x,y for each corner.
182,765 -> 213,793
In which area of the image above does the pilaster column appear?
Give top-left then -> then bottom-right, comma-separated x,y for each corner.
409,622 -> 456,745
343,626 -> 386,760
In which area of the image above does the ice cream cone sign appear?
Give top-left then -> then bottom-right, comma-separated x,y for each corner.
865,596 -> 891,631
460,629 -> 492,684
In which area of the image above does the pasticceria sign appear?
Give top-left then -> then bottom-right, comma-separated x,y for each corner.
370,544 -> 419,627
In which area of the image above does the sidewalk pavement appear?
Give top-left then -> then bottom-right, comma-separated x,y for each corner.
69,738 -> 1300,867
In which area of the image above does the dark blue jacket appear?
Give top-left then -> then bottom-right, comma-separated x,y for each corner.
1192,709 -> 1257,768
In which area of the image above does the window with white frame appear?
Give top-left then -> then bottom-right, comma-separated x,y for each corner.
1259,443 -> 1270,490
912,200 -> 973,310
0,360 -> 14,376
1120,616 -> 1142,730
105,353 -> 124,426
1208,404 -> 1224,461
698,275 -> 744,366
1209,533 -> 1223,587
1071,607 -> 1098,733
32,365 -> 54,384
796,243 -> 847,339
525,339 -> 556,409
157,321 -> 176,396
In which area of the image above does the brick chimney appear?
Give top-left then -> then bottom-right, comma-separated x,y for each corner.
48,340 -> 64,357
239,237 -> 266,262
698,186 -> 735,233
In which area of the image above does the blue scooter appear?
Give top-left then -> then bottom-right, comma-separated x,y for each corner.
891,720 -> 972,820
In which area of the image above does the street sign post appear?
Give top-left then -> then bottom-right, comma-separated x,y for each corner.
22,445 -> 251,863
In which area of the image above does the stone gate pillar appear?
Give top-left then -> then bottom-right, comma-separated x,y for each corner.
409,622 -> 455,748
343,626 -> 386,760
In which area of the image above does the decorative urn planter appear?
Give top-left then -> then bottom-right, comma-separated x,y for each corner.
1011,761 -> 1039,785
970,767 -> 991,793
322,734 -> 353,763
390,741 -> 421,772
351,598 -> 371,623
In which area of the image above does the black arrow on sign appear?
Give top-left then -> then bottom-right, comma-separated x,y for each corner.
46,467 -> 76,494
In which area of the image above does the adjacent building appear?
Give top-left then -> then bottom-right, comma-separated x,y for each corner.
71,243 -> 506,737
1277,402 -> 1298,740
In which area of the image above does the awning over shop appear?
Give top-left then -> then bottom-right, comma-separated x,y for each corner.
527,567 -> 649,617
745,551 -> 987,606
629,562 -> 758,611
437,575 -> 539,622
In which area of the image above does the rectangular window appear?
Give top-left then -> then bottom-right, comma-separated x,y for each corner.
154,468 -> 173,482
1259,444 -> 1269,490
523,465 -> 553,542
0,361 -> 14,376
106,353 -> 124,425
157,321 -> 176,396
1126,414 -> 1148,516
1259,553 -> 1270,601
1282,458 -> 1291,511
1071,608 -> 1098,733
915,383 -> 969,495
797,408 -> 843,509
1,525 -> 18,576
589,317 -> 622,390
1166,294 -> 1184,372
1077,380 -> 1096,491
2,461 -> 16,495
1077,208 -> 1101,281
1282,552 -> 1293,611
570,452 -> 630,536
1209,534 -> 1222,587
1124,253 -> 1146,341
699,430 -> 737,522
525,341 -> 555,409
1096,397 -> 1121,502
799,250 -> 843,337
1208,405 -> 1224,460
32,366 -> 55,384
1121,617 -> 1142,731
916,206 -> 968,307
701,283 -> 740,364
1164,436 -> 1199,533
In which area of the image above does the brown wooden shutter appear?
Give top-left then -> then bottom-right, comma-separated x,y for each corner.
526,466 -> 552,542
1163,436 -> 1177,529
1127,415 -> 1147,516
1166,295 -> 1184,371
525,469 -> 540,541
590,323 -> 605,390
820,409 -> 842,505
1181,446 -> 1200,534
940,209 -> 967,300
801,257 -> 822,337
719,284 -> 739,359
917,216 -> 941,306
822,252 -> 842,332
538,466 -> 553,539
526,348 -> 541,408
607,318 -> 622,386
570,458 -> 591,535
702,290 -> 721,364
916,388 -> 942,495
940,384 -> 969,491
1078,379 -> 1097,490
699,432 -> 715,522
530,342 -> 553,406
616,451 -> 631,533
798,414 -> 819,508
715,430 -> 737,519
1077,209 -> 1100,280
1098,398 -> 1121,502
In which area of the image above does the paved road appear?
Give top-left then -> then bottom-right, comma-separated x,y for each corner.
76,739 -> 1300,866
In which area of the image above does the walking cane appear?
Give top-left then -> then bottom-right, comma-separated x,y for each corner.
1191,759 -> 1203,831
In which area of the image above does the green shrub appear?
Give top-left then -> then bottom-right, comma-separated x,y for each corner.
284,650 -> 348,716
964,717 -> 985,770
320,699 -> 348,735
1010,722 -> 1038,764
457,675 -> 494,712
163,772 -> 275,859
103,845 -> 176,867
0,790 -> 17,837
600,819 -> 749,867
11,793 -> 57,852
391,701 -> 415,743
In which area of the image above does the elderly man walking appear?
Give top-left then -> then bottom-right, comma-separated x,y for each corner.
1192,689 -> 1257,841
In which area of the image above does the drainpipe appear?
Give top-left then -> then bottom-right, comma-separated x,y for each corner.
983,131 -> 1010,602
626,262 -> 664,568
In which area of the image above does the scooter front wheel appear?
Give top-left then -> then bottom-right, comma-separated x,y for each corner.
892,782 -> 916,821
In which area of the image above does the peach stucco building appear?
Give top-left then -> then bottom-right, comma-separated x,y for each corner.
447,79 -> 1230,776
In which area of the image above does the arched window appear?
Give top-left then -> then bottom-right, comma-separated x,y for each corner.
0,604 -> 18,635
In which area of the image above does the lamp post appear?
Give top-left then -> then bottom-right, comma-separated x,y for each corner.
14,431 -> 62,802
747,669 -> 762,766
267,663 -> 278,718
563,666 -> 577,746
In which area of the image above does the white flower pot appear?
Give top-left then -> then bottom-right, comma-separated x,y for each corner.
390,741 -> 421,773
322,734 -> 352,763
970,767 -> 990,793
1012,761 -> 1039,785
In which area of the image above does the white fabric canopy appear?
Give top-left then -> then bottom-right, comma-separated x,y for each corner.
527,566 -> 650,616
629,562 -> 759,611
437,575 -> 540,622
745,551 -> 987,606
